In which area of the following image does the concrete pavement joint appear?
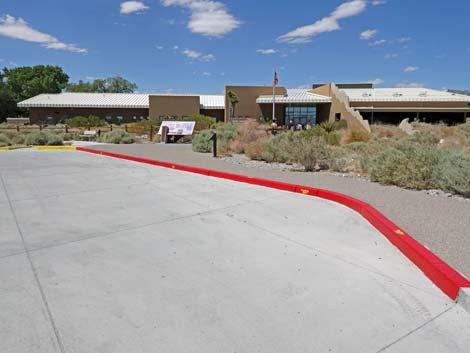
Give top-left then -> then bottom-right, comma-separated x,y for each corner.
217,202 -> 449,299
1,195 -> 279,261
0,176 -> 66,353
374,305 -> 456,352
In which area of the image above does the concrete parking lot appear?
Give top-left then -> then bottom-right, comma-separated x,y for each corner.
1,150 -> 469,353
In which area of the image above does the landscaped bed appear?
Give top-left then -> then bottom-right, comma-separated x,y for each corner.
192,120 -> 470,198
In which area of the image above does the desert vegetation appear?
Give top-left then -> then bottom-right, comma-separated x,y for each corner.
193,119 -> 470,198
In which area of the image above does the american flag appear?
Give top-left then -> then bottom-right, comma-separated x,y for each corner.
273,71 -> 279,86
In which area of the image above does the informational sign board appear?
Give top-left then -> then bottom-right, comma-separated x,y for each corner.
158,121 -> 196,136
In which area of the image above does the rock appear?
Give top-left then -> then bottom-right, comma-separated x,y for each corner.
398,118 -> 414,135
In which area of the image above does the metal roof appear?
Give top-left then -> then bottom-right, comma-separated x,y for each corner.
341,88 -> 470,103
18,93 -> 225,110
199,95 -> 225,109
18,93 -> 150,109
256,89 -> 331,104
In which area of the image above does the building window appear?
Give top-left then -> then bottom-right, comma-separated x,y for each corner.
285,105 -> 317,126
335,113 -> 341,121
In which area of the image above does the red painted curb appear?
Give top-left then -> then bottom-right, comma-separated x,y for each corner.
76,147 -> 470,300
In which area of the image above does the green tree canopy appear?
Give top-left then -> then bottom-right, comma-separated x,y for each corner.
3,65 -> 69,103
66,76 -> 138,93
0,74 -> 17,120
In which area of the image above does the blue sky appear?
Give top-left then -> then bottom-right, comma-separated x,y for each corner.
1,0 -> 469,93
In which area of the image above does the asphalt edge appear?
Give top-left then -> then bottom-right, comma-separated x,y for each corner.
76,147 -> 470,301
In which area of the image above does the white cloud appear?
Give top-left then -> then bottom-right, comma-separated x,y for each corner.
0,15 -> 87,53
396,82 -> 424,88
161,0 -> 241,37
256,49 -> 277,55
372,0 -> 386,5
202,72 -> 211,76
369,39 -> 386,46
278,0 -> 367,44
368,78 -> 384,85
360,29 -> 377,40
397,37 -> 411,43
385,53 -> 398,59
156,45 -> 164,50
404,66 -> 419,72
182,49 -> 215,62
120,1 -> 149,14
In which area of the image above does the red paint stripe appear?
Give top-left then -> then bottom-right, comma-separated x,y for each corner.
76,147 -> 470,300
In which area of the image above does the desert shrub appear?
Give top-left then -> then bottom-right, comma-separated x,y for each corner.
368,143 -> 441,190
435,151 -> 470,197
406,131 -> 440,145
181,115 -> 214,131
287,134 -> 332,172
319,121 -> 335,133
62,133 -> 75,141
25,132 -> 49,146
10,133 -> 25,145
0,133 -> 11,147
245,140 -> 266,160
192,124 -> 237,154
341,129 -> 371,144
371,124 -> 407,140
97,130 -> 135,144
333,120 -> 348,130
230,120 -> 268,154
457,123 -> 470,139
46,134 -> 64,146
65,115 -> 106,128
216,123 -> 237,151
325,131 -> 341,146
261,133 -> 293,163
192,130 -> 213,153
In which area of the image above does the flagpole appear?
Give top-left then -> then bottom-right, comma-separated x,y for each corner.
272,69 -> 276,122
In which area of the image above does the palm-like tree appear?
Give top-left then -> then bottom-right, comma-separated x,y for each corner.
226,90 -> 239,123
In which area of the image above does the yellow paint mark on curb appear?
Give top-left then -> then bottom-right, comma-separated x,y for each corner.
33,146 -> 77,151
0,146 -> 31,151
395,229 -> 405,236
300,189 -> 310,195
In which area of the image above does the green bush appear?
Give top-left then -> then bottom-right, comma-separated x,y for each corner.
25,132 -> 49,146
319,121 -> 335,133
325,131 -> 341,146
261,133 -> 292,163
97,130 -> 135,144
369,143 -> 441,190
406,131 -> 440,145
65,115 -> 106,128
46,134 -> 64,146
457,123 -> 470,139
0,133 -> 11,147
435,151 -> 470,197
62,133 -> 75,141
10,133 -> 25,145
192,130 -> 213,153
181,115 -> 214,131
287,134 -> 332,172
334,120 -> 348,130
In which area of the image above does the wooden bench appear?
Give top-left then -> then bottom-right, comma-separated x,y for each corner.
80,130 -> 97,141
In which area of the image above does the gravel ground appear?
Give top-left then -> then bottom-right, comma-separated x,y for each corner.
88,144 -> 470,279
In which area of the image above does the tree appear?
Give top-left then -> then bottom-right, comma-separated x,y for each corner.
226,90 -> 239,123
104,76 -> 137,93
3,65 -> 69,103
0,75 -> 17,121
66,76 -> 138,93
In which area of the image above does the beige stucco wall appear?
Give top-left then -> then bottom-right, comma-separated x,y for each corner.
149,95 -> 200,119
312,84 -> 370,132
224,86 -> 287,122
